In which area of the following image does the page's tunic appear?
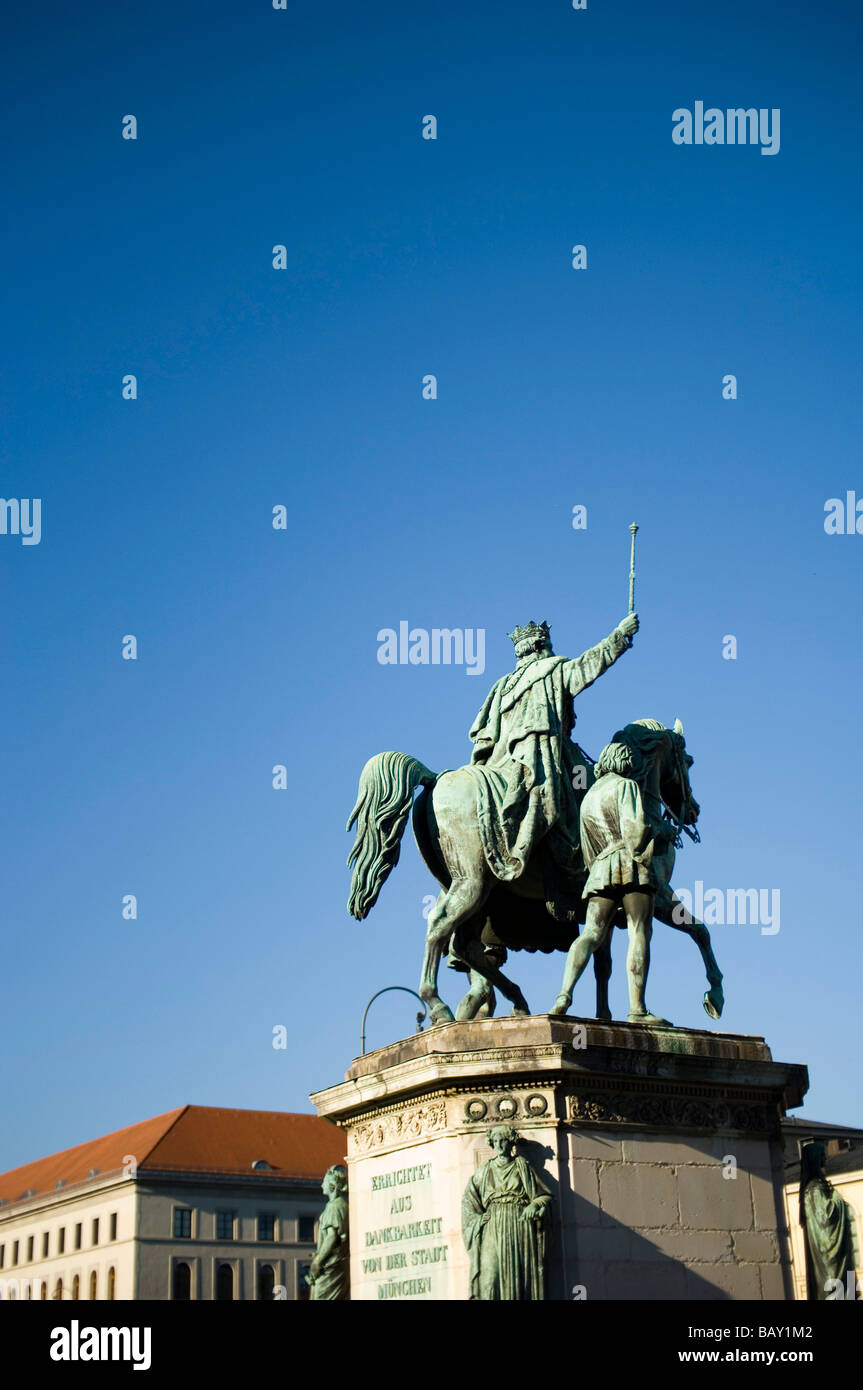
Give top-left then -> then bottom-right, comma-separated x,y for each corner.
580,771 -> 675,897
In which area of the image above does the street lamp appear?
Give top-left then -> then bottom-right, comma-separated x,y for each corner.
360,986 -> 427,1056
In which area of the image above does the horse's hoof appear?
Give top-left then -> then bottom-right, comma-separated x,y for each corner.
596,1010 -> 612,1023
509,1005 -> 530,1018
628,1011 -> 673,1027
430,1004 -> 455,1026
703,988 -> 724,1019
550,994 -> 571,1016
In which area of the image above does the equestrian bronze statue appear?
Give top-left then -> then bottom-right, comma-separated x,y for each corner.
347,612 -> 724,1028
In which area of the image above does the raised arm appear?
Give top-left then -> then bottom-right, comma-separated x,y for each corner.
563,613 -> 639,696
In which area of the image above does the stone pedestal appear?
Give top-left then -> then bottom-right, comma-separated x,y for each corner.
310,1016 -> 807,1301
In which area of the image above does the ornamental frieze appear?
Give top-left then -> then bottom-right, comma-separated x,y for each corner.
349,1100 -> 448,1154
566,1089 -> 772,1133
462,1092 -> 551,1123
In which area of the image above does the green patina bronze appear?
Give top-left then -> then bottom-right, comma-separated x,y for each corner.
799,1141 -> 855,1300
348,595 -> 724,1028
462,1126 -> 552,1300
550,719 -> 696,1025
306,1165 -> 349,1301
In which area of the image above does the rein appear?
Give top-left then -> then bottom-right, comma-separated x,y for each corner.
666,736 -> 700,846
579,732 -> 700,847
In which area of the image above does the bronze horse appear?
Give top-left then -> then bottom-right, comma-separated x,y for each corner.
347,718 -> 723,1026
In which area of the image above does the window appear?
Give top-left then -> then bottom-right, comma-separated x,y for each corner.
75,1223 -> 82,1250
58,1228 -> 65,1254
42,1233 -> 49,1258
109,1213 -> 117,1241
91,1218 -> 100,1246
298,1262 -> 312,1301
298,1216 -> 316,1243
107,1267 -> 116,1301
72,1275 -> 80,1300
89,1271 -> 97,1300
12,1241 -> 19,1266
258,1264 -> 275,1301
216,1211 -> 235,1241
40,1280 -> 47,1300
172,1261 -> 191,1301
27,1236 -> 34,1262
215,1263 -> 234,1301
55,1278 -> 63,1300
173,1209 -> 192,1239
257,1213 -> 276,1242
0,1245 -> 4,1269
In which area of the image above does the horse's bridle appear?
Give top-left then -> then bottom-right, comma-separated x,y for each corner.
665,734 -> 701,847
581,731 -> 700,847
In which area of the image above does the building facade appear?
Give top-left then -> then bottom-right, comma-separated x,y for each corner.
0,1105 -> 346,1301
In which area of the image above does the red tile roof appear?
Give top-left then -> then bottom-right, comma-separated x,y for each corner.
0,1107 -> 345,1206
142,1107 -> 346,1180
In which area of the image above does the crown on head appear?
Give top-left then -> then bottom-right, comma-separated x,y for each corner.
508,620 -> 551,655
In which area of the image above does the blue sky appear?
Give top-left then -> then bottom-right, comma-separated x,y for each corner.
1,0 -> 861,1171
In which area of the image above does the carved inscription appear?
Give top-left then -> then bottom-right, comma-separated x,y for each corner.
358,1158 -> 449,1299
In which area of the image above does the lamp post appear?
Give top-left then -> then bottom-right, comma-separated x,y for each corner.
360,986 -> 427,1056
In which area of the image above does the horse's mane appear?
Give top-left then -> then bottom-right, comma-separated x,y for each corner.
593,719 -> 674,782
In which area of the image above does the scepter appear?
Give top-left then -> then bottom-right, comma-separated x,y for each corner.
628,523 -> 639,614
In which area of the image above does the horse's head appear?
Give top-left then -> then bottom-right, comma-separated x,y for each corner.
660,717 -> 700,828
594,718 -> 700,831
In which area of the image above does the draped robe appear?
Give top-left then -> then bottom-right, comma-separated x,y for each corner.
310,1196 -> 349,1300
462,1156 -> 552,1300
802,1177 -> 854,1300
466,626 -> 632,909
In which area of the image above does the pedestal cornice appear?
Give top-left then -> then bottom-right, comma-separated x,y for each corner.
310,1015 -> 808,1141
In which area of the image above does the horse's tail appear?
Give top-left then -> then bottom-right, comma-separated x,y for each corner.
346,752 -> 437,920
